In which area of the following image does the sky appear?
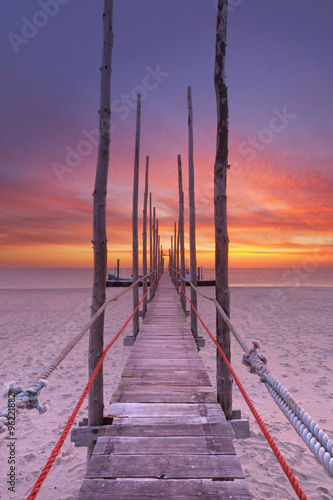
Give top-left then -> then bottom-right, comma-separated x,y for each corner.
0,0 -> 332,269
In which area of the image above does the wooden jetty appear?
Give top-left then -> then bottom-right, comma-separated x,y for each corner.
75,272 -> 251,499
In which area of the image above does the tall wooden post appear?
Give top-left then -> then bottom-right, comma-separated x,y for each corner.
88,0 -> 113,457
132,94 -> 141,340
149,193 -> 153,300
170,235 -> 173,277
152,207 -> 156,296
176,223 -> 180,293
187,86 -> 198,340
178,154 -> 186,312
116,258 -> 119,279
214,0 -> 232,419
142,156 -> 149,317
173,222 -> 177,284
156,219 -> 159,283
158,234 -> 161,274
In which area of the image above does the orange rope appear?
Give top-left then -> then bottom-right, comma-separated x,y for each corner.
27,273 -> 160,500
177,278 -> 308,500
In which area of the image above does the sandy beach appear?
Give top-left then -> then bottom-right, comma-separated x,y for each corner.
0,274 -> 332,499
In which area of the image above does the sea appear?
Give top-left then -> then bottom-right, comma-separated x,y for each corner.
0,267 -> 332,290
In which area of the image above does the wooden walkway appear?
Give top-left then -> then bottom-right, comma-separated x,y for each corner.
77,272 -> 251,499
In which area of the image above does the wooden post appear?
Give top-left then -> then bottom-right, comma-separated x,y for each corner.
176,222 -> 180,293
88,0 -> 113,458
156,219 -> 159,284
170,235 -> 173,277
132,94 -> 141,340
214,0 -> 232,419
178,154 -> 186,313
152,207 -> 156,296
142,156 -> 149,317
173,222 -> 177,284
149,193 -> 153,300
187,86 -> 198,340
116,259 -> 119,279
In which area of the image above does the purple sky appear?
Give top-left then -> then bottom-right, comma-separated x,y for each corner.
1,0 -> 332,267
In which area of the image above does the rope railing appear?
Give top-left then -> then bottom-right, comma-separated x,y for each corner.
0,271 -> 156,434
26,271 -> 161,500
174,275 -> 308,500
170,267 -> 333,477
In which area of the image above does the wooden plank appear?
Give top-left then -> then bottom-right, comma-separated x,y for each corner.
111,391 -> 217,403
115,384 -> 214,393
121,369 -> 210,379
108,403 -> 223,418
117,377 -> 212,388
105,422 -> 235,437
126,355 -> 201,363
124,360 -> 205,369
86,454 -> 245,479
93,435 -> 236,455
112,416 -> 226,426
78,478 -> 252,499
128,350 -> 198,359
71,426 -> 108,447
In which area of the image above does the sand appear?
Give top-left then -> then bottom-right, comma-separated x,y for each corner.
0,282 -> 332,499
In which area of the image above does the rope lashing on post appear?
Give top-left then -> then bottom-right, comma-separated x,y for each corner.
0,272 -> 152,434
170,267 -> 333,476
175,277 -> 308,500
27,272 -> 161,500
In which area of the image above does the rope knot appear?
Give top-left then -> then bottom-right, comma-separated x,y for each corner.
242,341 -> 268,375
0,379 -> 48,433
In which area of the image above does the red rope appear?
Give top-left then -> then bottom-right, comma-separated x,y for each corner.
27,273 -> 160,500
177,277 -> 308,500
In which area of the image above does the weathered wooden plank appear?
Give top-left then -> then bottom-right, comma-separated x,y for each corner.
111,390 -> 217,403
132,344 -> 198,351
117,377 -> 212,388
93,435 -> 236,455
105,422 -> 234,437
71,426 -> 108,447
78,478 -> 252,499
115,384 -> 214,393
108,403 -> 222,418
124,360 -> 205,369
112,416 -> 226,426
121,369 -> 210,379
86,454 -> 245,479
131,347 -> 197,359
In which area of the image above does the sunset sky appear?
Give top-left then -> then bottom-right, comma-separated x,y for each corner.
1,0 -> 332,269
